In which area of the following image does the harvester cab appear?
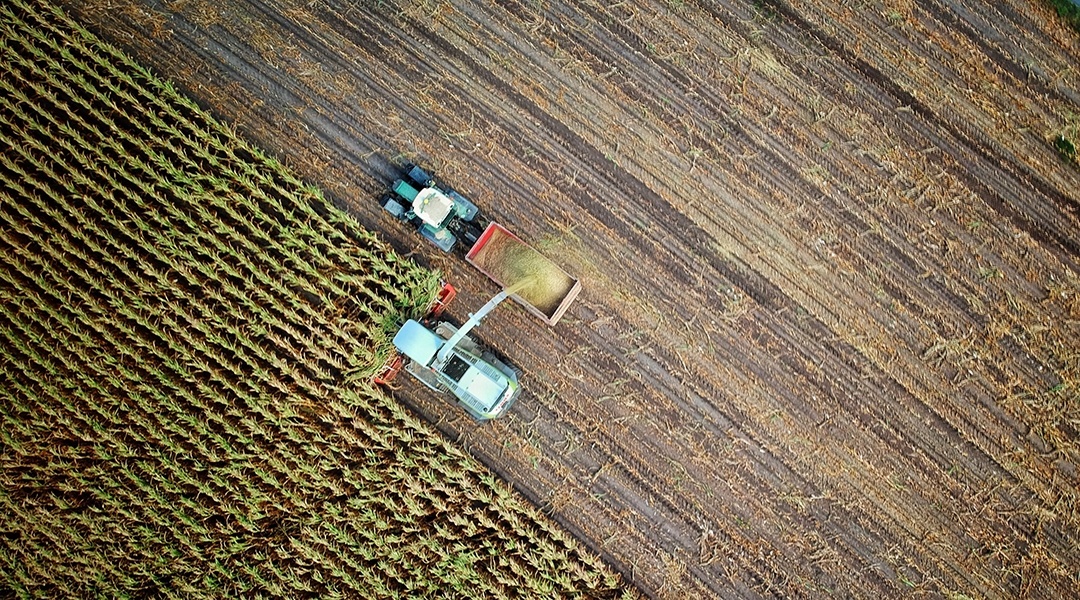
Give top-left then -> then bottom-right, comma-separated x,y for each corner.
373,283 -> 521,422
380,164 -> 484,253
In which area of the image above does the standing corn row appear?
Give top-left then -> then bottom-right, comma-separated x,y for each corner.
0,1 -> 635,599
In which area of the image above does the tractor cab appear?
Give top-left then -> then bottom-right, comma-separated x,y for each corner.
412,187 -> 455,228
380,164 -> 481,252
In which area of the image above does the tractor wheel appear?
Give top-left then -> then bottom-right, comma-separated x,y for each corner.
501,357 -> 524,380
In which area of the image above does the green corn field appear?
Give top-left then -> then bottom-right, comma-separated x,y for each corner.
0,1 -> 631,597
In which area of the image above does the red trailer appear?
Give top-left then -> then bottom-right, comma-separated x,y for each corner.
466,223 -> 581,326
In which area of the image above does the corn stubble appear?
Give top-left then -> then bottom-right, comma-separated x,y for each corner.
0,1 -> 633,598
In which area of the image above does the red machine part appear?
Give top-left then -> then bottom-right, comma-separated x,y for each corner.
373,354 -> 404,385
424,281 -> 456,319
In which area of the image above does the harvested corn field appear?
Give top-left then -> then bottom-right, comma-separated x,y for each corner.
28,0 -> 1080,598
0,1 -> 635,597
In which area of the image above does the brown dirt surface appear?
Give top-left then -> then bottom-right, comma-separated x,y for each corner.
59,0 -> 1080,598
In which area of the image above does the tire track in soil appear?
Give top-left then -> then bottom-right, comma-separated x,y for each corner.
546,0 -> 1002,355
718,22 -> 1073,511
760,0 -> 1080,268
648,0 -> 1074,537
60,0 -> 1080,598
735,0 -> 1080,573
523,5 -> 1070,592
923,0 -> 1080,109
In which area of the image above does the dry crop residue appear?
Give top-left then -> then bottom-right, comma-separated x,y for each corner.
60,0 -> 1080,598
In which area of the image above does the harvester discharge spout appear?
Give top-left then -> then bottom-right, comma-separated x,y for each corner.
433,290 -> 508,370
432,277 -> 533,370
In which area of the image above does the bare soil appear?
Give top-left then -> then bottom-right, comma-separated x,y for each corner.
60,0 -> 1080,598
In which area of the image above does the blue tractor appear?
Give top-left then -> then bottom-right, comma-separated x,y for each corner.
380,164 -> 485,253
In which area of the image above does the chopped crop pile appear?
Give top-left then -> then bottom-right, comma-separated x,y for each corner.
471,227 -> 576,318
0,1 -> 633,597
